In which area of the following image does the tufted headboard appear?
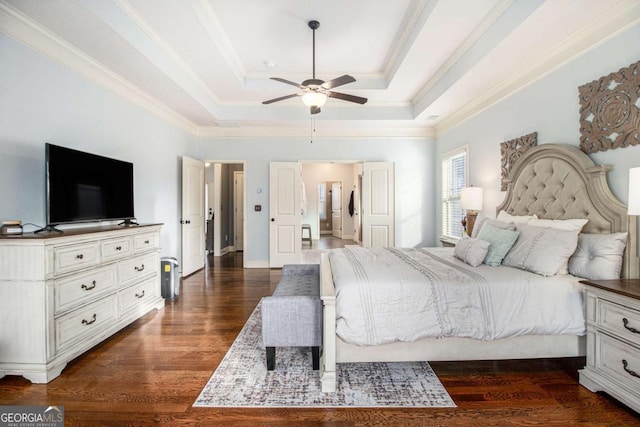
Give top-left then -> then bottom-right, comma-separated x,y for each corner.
496,143 -> 637,279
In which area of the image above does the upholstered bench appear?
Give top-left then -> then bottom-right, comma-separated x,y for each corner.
261,264 -> 321,371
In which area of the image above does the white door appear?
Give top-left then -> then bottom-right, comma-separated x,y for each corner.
181,156 -> 205,276
331,182 -> 342,238
269,162 -> 302,267
234,171 -> 244,252
362,162 -> 395,248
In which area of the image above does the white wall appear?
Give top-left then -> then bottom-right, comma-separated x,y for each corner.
195,137 -> 436,265
0,33 -> 436,268
0,34 -> 197,260
435,23 -> 640,242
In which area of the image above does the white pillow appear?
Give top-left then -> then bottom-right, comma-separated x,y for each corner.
496,211 -> 538,224
502,223 -> 580,276
569,233 -> 628,280
527,218 -> 588,232
454,236 -> 491,267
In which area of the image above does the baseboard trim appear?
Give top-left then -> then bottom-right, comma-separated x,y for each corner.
245,260 -> 269,269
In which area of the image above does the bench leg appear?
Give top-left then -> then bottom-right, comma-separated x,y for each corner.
312,346 -> 320,370
266,347 -> 275,371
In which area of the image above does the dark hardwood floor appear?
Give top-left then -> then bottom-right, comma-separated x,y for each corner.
1,241 -> 639,426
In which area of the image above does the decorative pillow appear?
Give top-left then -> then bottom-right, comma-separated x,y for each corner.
526,217 -> 589,274
476,223 -> 520,266
503,224 -> 580,276
471,218 -> 516,239
569,233 -> 628,280
496,211 -> 538,224
527,217 -> 588,232
454,236 -> 491,267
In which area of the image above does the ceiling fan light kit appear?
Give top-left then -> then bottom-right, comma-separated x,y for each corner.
262,20 -> 367,114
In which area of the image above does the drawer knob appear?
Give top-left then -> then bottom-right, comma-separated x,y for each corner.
76,254 -> 84,260
622,359 -> 639,379
622,318 -> 640,334
81,281 -> 97,291
116,246 -> 122,251
144,240 -> 150,244
81,313 -> 97,325
135,290 -> 145,299
134,264 -> 145,272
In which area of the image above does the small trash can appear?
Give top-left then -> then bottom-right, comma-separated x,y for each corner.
161,257 -> 180,300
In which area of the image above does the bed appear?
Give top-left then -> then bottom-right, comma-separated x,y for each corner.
319,143 -> 638,392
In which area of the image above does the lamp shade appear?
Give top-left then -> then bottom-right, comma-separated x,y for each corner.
302,92 -> 327,107
460,186 -> 483,211
629,167 -> 640,215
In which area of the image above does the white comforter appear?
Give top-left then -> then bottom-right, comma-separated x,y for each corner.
328,246 -> 586,346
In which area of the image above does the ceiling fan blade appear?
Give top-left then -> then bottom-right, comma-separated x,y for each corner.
327,91 -> 368,104
310,106 -> 321,114
262,93 -> 300,104
321,74 -> 356,90
271,77 -> 305,89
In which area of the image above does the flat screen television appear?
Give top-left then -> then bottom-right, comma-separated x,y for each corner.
45,143 -> 135,226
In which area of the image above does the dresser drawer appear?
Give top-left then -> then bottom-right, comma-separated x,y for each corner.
101,237 -> 132,262
118,252 -> 158,286
54,242 -> 99,275
597,333 -> 640,394
119,277 -> 158,314
133,232 -> 160,253
598,300 -> 640,346
55,265 -> 117,314
55,294 -> 117,353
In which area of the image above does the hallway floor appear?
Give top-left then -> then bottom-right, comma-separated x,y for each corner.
301,235 -> 357,264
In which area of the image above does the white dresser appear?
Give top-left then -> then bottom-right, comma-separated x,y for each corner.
579,279 -> 640,414
0,224 -> 165,383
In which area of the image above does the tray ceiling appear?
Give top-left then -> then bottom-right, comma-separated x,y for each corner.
1,0 -> 639,137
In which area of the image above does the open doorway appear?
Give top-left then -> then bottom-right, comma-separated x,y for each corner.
301,163 -> 358,249
205,162 -> 245,261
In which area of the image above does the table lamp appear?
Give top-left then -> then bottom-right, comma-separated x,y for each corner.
460,186 -> 483,236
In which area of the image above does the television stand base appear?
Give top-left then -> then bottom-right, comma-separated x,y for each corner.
119,219 -> 139,226
34,225 -> 63,234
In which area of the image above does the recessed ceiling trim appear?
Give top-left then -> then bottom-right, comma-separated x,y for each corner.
434,0 -> 640,136
197,125 -> 435,139
0,0 -> 199,134
191,0 -> 246,87
411,0 -> 513,107
115,0 -> 224,115
413,0 -> 542,118
381,0 -> 438,85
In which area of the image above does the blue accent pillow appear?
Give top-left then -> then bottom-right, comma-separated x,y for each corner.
476,223 -> 520,266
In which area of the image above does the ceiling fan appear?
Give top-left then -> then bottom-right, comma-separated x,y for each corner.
262,20 -> 368,115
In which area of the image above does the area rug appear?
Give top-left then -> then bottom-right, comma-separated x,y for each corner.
193,303 -> 456,408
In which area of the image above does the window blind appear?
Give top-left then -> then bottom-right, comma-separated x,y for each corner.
441,148 -> 467,238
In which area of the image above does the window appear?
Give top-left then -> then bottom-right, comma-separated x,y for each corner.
318,183 -> 326,220
441,146 -> 468,239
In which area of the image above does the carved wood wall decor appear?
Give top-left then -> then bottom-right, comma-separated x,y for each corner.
500,132 -> 537,191
579,59 -> 640,154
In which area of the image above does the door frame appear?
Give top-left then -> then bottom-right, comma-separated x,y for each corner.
204,160 -> 247,267
233,170 -> 245,252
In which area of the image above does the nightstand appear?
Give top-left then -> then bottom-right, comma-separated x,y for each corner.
579,279 -> 640,414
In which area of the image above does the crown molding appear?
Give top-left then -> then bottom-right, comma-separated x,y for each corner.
115,0 -> 223,109
191,0 -> 246,87
411,0 -> 513,105
434,0 -> 640,136
197,125 -> 435,139
0,0 -> 199,135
